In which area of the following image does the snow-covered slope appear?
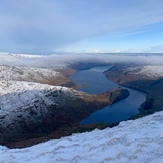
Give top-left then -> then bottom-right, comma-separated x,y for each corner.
0,80 -> 89,143
0,65 -> 73,86
0,65 -> 58,82
0,53 -> 43,62
137,65 -> 163,78
0,53 -> 61,67
0,53 -> 19,60
126,65 -> 163,79
0,111 -> 163,163
0,80 -> 75,105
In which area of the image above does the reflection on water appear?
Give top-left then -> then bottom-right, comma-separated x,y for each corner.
70,66 -> 146,124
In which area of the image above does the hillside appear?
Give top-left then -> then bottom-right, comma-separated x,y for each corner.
0,80 -> 128,147
0,111 -> 163,163
104,64 -> 163,117
0,65 -> 75,87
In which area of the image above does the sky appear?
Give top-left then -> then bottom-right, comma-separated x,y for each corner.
0,0 -> 163,54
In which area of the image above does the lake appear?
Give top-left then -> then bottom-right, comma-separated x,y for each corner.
70,66 -> 146,124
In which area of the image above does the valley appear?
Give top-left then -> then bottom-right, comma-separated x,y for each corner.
0,57 -> 129,147
0,53 -> 163,148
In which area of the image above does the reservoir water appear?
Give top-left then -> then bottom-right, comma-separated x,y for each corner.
70,66 -> 146,124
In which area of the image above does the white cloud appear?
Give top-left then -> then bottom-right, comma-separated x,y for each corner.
115,49 -> 120,53
1,53 -> 163,68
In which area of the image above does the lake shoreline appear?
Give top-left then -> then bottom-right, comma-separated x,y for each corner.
70,65 -> 146,125
3,87 -> 128,149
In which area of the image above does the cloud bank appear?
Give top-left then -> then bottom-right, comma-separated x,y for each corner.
1,53 -> 163,67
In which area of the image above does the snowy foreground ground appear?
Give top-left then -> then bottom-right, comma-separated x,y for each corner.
0,111 -> 163,163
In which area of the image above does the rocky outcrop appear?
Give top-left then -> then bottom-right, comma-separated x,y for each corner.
109,88 -> 130,103
0,81 -> 129,146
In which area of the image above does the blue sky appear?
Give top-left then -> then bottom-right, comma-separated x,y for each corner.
0,0 -> 163,54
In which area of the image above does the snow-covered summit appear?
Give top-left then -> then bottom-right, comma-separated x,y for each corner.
0,53 -> 43,60
0,53 -> 21,62
0,80 -> 73,98
10,53 -> 44,59
0,53 -> 61,67
0,110 -> 163,163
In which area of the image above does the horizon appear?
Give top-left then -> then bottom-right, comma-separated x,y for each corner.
1,51 -> 163,56
1,52 -> 163,68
